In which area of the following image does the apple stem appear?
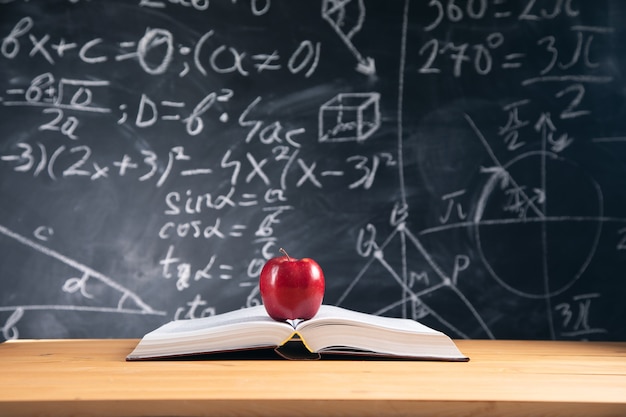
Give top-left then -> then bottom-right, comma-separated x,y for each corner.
279,248 -> 291,261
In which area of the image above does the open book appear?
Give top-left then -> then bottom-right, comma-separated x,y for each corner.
127,305 -> 468,361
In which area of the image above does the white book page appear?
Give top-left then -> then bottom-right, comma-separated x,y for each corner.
146,305 -> 278,337
298,305 -> 440,335
128,306 -> 294,359
294,305 -> 467,359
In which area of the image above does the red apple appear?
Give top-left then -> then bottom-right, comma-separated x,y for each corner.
259,248 -> 325,321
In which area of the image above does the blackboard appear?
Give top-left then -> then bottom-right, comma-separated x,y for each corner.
1,0 -> 625,342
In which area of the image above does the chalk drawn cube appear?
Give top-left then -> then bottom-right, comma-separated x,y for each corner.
319,92 -> 380,142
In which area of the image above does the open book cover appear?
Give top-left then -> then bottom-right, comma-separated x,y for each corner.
126,305 -> 468,361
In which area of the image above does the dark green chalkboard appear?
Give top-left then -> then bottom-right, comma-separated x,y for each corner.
1,0 -> 625,341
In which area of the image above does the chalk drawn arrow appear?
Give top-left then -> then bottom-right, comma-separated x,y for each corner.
480,165 -> 511,189
534,112 -> 556,136
321,0 -> 376,76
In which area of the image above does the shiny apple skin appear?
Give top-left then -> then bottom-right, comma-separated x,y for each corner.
259,255 -> 325,321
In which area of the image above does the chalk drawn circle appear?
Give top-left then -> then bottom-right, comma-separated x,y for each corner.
474,151 -> 603,299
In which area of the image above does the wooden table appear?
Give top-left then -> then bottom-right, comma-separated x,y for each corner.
0,339 -> 625,417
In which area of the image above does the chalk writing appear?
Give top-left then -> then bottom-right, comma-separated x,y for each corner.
1,0 -> 625,342
555,293 -> 607,338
